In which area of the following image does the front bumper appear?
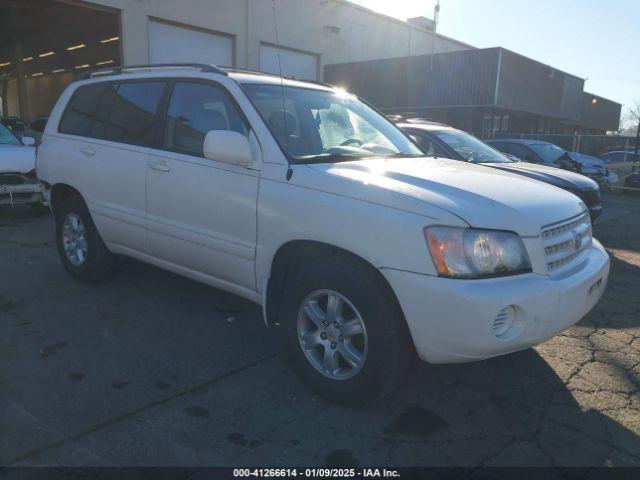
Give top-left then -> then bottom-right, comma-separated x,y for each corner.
382,239 -> 610,364
0,182 -> 45,206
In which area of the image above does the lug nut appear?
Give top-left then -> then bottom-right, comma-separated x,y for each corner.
331,342 -> 337,349
320,332 -> 327,340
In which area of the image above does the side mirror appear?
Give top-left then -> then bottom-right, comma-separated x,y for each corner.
22,136 -> 36,147
203,130 -> 252,166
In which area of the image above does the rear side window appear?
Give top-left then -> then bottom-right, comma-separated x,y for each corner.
58,84 -> 109,137
103,82 -> 166,146
163,82 -> 248,157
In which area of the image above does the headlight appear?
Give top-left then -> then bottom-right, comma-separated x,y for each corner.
425,226 -> 531,278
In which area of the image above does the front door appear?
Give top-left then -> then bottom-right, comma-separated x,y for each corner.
146,80 -> 259,295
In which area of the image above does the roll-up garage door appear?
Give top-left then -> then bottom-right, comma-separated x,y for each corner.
259,44 -> 318,81
148,20 -> 233,66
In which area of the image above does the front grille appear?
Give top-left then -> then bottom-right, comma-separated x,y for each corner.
542,212 -> 592,273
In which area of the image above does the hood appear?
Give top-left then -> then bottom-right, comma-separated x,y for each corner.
485,161 -> 599,191
307,157 -> 586,237
0,144 -> 36,174
568,151 -> 606,169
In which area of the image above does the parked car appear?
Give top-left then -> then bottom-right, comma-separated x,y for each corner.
486,139 -> 609,186
400,122 -> 603,220
599,150 -> 640,194
24,115 -> 49,145
37,65 -> 610,403
0,121 -> 47,211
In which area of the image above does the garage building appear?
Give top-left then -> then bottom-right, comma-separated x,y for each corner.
0,0 -> 471,122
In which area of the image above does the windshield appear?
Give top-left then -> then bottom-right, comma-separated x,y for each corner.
0,122 -> 21,146
530,143 -> 566,163
242,84 -> 422,163
433,129 -> 512,164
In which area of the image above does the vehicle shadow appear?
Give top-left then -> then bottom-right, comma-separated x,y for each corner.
590,199 -> 640,330
0,205 -> 49,226
280,345 -> 640,467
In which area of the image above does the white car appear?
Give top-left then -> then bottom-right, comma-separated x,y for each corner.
37,65 -> 610,403
0,122 -> 47,211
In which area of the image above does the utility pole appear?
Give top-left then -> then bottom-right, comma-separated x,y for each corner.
429,0 -> 440,70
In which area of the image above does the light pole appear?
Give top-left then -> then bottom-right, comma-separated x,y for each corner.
429,0 -> 441,70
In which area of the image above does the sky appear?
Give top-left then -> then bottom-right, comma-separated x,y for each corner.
351,0 -> 640,122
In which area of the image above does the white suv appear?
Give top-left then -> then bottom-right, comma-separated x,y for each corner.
37,64 -> 609,403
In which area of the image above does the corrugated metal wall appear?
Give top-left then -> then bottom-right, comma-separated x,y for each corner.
324,48 -> 498,110
324,47 -> 621,131
579,93 -> 622,131
496,49 -> 584,121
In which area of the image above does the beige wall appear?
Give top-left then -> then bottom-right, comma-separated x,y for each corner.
88,0 -> 471,76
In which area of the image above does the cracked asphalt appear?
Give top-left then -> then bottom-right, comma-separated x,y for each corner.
1,195 -> 639,467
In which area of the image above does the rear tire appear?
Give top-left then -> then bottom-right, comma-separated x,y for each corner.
279,253 -> 414,404
55,195 -> 116,282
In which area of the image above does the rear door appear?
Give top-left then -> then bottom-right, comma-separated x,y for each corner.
146,80 -> 259,295
57,80 -> 167,254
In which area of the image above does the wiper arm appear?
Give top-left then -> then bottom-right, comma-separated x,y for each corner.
294,153 -> 376,164
379,152 -> 426,158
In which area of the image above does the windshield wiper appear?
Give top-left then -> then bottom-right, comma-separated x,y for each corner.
295,153 -> 379,164
379,153 -> 426,158
295,152 -> 425,164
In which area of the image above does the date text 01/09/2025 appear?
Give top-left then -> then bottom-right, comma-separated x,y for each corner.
232,468 -> 401,478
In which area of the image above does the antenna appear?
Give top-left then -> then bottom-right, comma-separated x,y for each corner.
271,0 -> 292,174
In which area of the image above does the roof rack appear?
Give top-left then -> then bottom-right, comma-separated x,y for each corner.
78,63 -> 228,80
221,66 -> 337,89
220,66 -> 294,79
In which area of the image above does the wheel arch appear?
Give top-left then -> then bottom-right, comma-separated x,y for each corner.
264,239 -> 403,327
50,183 -> 84,217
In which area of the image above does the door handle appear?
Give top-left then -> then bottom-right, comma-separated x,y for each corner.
150,162 -> 171,173
80,146 -> 95,156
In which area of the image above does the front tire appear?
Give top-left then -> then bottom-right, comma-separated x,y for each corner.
279,254 -> 414,404
55,195 -> 116,282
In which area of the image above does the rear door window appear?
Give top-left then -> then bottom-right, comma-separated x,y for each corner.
103,82 -> 166,146
58,84 -> 109,137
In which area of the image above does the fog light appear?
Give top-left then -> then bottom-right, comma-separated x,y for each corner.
492,306 -> 515,338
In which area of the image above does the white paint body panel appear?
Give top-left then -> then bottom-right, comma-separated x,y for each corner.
37,70 -> 610,364
0,144 -> 36,174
